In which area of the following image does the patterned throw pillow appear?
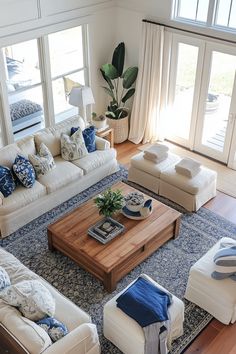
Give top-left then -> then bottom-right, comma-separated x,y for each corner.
29,143 -> 55,178
61,128 -> 88,161
36,317 -> 68,342
0,280 -> 55,321
71,126 -> 96,153
12,155 -> 36,188
0,266 -> 11,291
0,166 -> 16,197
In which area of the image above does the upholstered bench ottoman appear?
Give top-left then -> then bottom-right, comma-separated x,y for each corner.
128,152 -> 180,194
159,165 -> 217,211
103,275 -> 184,354
185,237 -> 236,324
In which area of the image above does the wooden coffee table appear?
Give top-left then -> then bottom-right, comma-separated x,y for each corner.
47,182 -> 181,292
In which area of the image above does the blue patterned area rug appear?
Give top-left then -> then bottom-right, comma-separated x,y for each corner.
2,167 -> 236,354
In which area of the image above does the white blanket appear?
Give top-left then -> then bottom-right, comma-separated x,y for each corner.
175,158 -> 201,178
144,152 -> 168,164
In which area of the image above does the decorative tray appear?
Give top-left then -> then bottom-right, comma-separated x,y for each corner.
88,217 -> 125,244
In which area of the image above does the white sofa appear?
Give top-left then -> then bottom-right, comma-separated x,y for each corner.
0,116 -> 119,238
0,247 -> 100,354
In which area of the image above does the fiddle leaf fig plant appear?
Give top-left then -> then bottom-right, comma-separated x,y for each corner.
101,42 -> 138,119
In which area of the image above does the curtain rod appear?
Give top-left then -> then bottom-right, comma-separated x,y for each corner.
142,19 -> 236,45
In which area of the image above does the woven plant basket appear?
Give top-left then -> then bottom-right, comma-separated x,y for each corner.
107,116 -> 129,144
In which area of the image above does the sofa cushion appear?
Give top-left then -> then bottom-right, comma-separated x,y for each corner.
0,181 -> 47,215
0,305 -> 52,354
38,156 -> 83,194
61,129 -> 88,161
72,148 -> 116,175
0,144 -> 21,168
29,143 -> 55,178
0,280 -> 55,321
12,155 -> 36,188
17,136 -> 36,156
0,266 -> 11,291
130,152 -> 180,178
160,165 -> 217,195
34,129 -> 60,158
0,166 -> 16,197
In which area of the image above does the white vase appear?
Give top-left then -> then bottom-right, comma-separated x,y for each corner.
91,118 -> 107,131
107,116 -> 129,144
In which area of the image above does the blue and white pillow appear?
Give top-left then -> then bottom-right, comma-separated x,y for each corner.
12,155 -> 36,188
0,165 -> 16,197
71,126 -> 96,153
0,266 -> 11,291
36,317 -> 68,342
212,240 -> 236,281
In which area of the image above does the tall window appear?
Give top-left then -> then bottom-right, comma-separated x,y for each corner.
3,39 -> 45,138
48,26 -> 86,123
173,0 -> 236,31
0,24 -> 88,142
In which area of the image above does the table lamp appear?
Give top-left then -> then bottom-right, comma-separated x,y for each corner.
69,86 -> 95,126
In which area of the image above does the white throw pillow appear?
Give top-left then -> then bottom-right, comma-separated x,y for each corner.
61,128 -> 88,161
0,266 -> 11,291
29,143 -> 55,178
0,280 -> 55,321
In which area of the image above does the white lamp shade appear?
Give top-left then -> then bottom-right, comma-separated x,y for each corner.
69,86 -> 95,107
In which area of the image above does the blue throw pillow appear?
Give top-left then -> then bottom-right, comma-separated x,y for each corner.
0,165 -> 16,197
12,155 -> 36,188
71,126 -> 96,153
36,317 -> 68,342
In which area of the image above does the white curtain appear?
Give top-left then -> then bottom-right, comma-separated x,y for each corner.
129,22 -> 172,144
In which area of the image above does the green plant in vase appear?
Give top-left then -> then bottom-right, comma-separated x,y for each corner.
94,188 -> 124,217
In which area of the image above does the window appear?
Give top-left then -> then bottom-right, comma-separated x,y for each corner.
48,26 -> 86,123
0,24 -> 88,142
173,0 -> 236,31
176,0 -> 210,23
3,39 -> 45,139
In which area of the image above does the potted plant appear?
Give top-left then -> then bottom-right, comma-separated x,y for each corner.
94,188 -> 124,217
101,42 -> 138,143
91,112 -> 107,131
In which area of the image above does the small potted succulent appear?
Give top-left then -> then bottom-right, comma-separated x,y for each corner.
91,112 -> 107,131
94,188 -> 125,217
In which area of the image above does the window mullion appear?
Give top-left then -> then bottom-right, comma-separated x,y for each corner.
207,0 -> 217,26
195,0 -> 199,21
227,0 -> 233,27
38,37 -> 55,127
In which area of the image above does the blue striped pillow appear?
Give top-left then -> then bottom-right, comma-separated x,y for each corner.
211,241 -> 236,281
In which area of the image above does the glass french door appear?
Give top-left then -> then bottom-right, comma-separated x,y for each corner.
166,34 -> 236,165
194,43 -> 236,163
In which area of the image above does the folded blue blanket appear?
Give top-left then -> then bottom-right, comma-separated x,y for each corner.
116,277 -> 172,327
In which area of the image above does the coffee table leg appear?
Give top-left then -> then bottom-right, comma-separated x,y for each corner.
104,272 -> 116,293
174,218 -> 180,238
47,230 -> 55,252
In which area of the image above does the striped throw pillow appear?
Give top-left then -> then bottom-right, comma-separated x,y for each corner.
211,240 -> 236,281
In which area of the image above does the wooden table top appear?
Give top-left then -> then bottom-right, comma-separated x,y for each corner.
48,182 -> 181,272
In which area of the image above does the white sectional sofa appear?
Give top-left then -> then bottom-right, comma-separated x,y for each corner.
0,116 -> 119,238
0,247 -> 100,354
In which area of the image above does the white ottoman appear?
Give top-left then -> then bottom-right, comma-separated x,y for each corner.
159,165 -> 217,211
185,237 -> 236,324
128,152 -> 180,194
104,275 -> 184,354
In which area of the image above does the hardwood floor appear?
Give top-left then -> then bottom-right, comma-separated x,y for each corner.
116,141 -> 236,354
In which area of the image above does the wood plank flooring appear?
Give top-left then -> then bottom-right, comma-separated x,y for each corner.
116,140 -> 236,354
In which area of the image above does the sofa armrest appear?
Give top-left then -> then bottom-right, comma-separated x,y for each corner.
43,323 -> 100,354
95,136 -> 110,150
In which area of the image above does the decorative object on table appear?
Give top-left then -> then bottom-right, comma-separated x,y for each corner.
88,217 -> 125,244
122,199 -> 153,220
94,188 -> 125,217
91,112 -> 108,131
100,42 -> 138,143
69,85 -> 95,126
125,191 -> 145,212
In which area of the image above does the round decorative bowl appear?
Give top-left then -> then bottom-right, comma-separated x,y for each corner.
125,192 -> 145,212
